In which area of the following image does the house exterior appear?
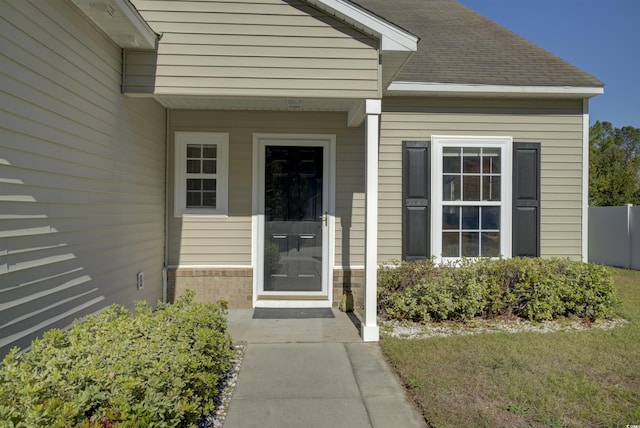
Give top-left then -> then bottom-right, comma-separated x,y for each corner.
0,0 -> 603,354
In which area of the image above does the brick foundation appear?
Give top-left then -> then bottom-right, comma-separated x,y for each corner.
167,268 -> 253,308
167,267 -> 365,309
332,268 -> 365,310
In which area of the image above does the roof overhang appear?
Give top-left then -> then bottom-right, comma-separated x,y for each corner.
303,0 -> 419,87
70,0 -> 157,49
304,0 -> 418,51
387,82 -> 605,99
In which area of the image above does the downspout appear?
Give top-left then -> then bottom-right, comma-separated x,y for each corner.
162,108 -> 170,303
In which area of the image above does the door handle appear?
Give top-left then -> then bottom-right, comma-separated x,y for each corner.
318,211 -> 328,227
317,212 -> 328,226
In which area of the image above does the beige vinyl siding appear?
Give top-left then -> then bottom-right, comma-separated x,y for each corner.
168,110 -> 365,267
125,0 -> 380,98
1,0 -> 166,356
380,97 -> 585,261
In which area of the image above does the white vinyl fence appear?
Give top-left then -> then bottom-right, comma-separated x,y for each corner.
589,205 -> 640,269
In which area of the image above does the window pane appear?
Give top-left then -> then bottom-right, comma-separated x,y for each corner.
462,206 -> 479,229
202,145 -> 217,159
442,206 -> 460,230
463,175 -> 480,200
300,160 -> 318,177
187,159 -> 200,174
442,232 -> 459,257
202,192 -> 216,207
443,148 -> 461,173
482,176 -> 501,201
203,160 -> 217,174
186,144 -> 201,158
443,175 -> 460,201
186,192 -> 201,207
481,232 -> 500,257
461,232 -> 479,257
482,148 -> 501,173
481,206 -> 500,230
203,179 -> 216,191
463,147 -> 481,173
187,179 -> 201,191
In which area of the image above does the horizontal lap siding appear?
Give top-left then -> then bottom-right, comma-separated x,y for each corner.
127,0 -> 380,98
0,1 -> 166,355
168,110 -> 364,267
379,97 -> 584,262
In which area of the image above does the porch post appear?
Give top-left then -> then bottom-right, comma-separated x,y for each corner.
362,99 -> 381,342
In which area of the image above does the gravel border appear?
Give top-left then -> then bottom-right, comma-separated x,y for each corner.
382,317 -> 629,339
199,343 -> 246,428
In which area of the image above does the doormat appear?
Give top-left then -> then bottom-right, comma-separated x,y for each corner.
252,308 -> 335,319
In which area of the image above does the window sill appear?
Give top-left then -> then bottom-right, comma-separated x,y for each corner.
174,212 -> 229,219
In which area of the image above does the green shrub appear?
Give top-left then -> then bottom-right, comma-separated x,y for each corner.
0,291 -> 233,427
378,258 -> 618,323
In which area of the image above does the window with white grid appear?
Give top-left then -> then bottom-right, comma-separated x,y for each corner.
174,132 -> 228,216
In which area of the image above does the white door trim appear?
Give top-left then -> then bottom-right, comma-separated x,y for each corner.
251,134 -> 336,308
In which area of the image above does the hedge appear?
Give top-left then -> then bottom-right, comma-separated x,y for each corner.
0,291 -> 233,427
377,258 -> 618,323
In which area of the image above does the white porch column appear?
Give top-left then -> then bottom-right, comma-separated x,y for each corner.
362,99 -> 381,342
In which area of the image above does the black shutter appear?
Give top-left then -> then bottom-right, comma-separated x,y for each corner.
512,142 -> 541,257
402,141 -> 430,261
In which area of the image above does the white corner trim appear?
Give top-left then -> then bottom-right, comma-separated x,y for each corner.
303,0 -> 418,52
387,82 -> 605,98
582,99 -> 590,262
366,99 -> 382,115
348,99 -> 382,128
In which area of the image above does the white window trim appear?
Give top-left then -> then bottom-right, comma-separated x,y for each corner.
174,132 -> 229,217
432,135 -> 513,263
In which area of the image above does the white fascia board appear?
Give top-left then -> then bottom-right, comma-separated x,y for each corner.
304,0 -> 418,52
71,0 -> 157,49
387,82 -> 605,98
115,0 -> 157,48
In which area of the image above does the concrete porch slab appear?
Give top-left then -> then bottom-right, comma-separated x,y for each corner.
226,308 -> 362,344
223,310 -> 427,428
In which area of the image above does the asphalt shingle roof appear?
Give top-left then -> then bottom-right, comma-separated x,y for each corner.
350,0 -> 604,88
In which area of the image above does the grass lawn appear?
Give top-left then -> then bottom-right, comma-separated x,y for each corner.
380,267 -> 640,427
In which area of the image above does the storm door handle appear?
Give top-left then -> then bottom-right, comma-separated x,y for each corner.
317,211 -> 328,227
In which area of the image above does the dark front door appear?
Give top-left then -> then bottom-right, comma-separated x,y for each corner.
264,146 -> 324,292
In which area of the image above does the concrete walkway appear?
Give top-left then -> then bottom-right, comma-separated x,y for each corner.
223,309 -> 426,428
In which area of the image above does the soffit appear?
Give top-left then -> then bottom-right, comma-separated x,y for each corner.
69,0 -> 157,49
151,97 -> 358,112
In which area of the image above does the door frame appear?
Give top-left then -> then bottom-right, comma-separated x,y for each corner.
252,134 -> 336,308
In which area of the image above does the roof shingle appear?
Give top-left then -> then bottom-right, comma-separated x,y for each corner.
350,0 -> 604,87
